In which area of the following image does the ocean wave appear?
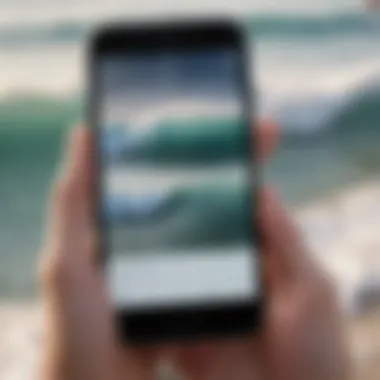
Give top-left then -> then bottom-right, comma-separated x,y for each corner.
1,88 -> 380,301
0,12 -> 378,47
101,76 -> 380,166
274,72 -> 380,136
0,22 -> 88,47
329,75 -> 380,130
0,71 -> 379,161
103,117 -> 247,165
247,12 -> 380,38
0,67 -> 379,138
105,193 -> 173,224
109,184 -> 251,252
297,181 -> 380,314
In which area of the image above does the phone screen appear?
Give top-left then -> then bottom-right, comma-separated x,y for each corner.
100,47 -> 259,310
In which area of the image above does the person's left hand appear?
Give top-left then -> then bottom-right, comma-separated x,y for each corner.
39,127 -> 159,380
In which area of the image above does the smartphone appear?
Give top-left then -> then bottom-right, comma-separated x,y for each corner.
89,19 -> 261,344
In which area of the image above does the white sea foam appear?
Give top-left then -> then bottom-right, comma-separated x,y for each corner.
296,181 -> 380,314
107,165 -> 245,196
0,44 -> 83,99
104,97 -> 241,129
258,53 -> 380,130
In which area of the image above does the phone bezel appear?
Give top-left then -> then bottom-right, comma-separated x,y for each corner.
88,19 -> 262,345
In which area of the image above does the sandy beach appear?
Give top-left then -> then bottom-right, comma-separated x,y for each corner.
1,304 -> 379,380
1,181 -> 380,379
349,307 -> 380,380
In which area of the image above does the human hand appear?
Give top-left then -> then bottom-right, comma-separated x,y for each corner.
38,127 -> 158,380
256,188 -> 350,380
38,121 -> 349,380
37,120 -> 275,380
171,126 -> 351,380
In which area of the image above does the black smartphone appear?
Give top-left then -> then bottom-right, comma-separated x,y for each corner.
89,19 -> 261,344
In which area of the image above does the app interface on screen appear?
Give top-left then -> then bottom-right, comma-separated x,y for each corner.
100,48 -> 259,309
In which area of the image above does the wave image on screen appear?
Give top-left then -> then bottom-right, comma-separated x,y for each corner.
101,51 -> 253,257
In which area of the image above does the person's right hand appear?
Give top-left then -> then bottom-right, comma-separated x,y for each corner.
256,189 -> 350,380
172,126 -> 351,380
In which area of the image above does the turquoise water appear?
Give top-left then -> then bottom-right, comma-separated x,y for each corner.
104,117 -> 247,164
109,182 -> 252,254
1,4 -> 380,297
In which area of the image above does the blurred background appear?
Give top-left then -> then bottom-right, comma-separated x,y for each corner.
0,0 -> 380,379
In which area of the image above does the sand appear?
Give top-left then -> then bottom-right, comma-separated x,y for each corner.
0,303 -> 379,380
1,180 -> 380,379
349,308 -> 380,380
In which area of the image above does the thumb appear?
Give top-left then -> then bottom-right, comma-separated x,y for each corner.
260,188 -> 315,288
38,127 -> 119,380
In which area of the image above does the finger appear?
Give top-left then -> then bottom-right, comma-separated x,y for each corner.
80,127 -> 97,219
172,339 -> 258,380
166,119 -> 278,378
256,119 -> 278,161
120,348 -> 160,380
40,127 -> 94,285
78,127 -> 105,267
260,188 -> 317,284
64,126 -> 93,222
71,127 -> 101,264
45,127 -> 87,245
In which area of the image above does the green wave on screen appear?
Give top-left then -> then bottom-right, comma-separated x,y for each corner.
109,116 -> 250,165
111,182 -> 253,252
